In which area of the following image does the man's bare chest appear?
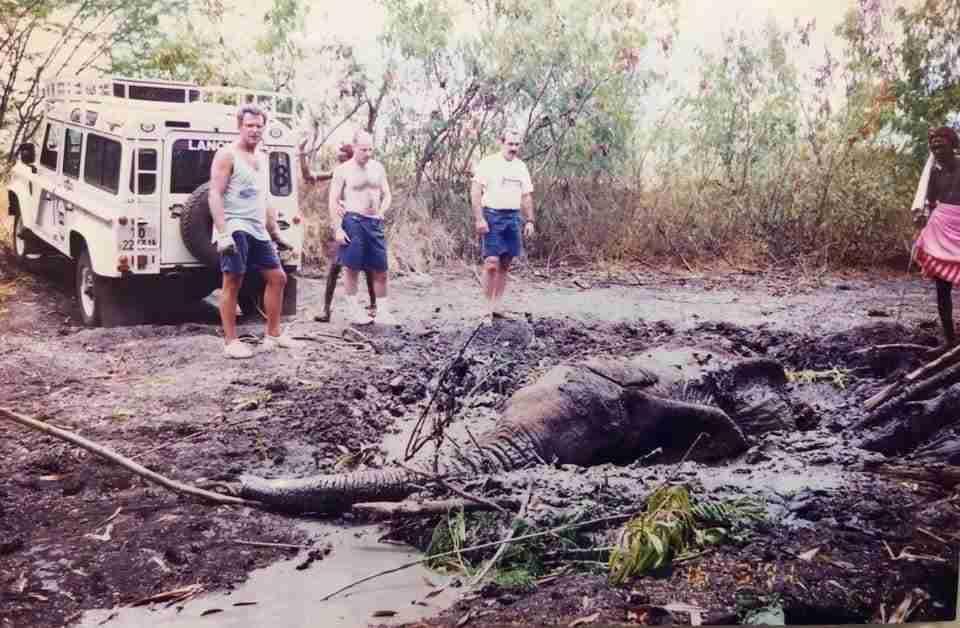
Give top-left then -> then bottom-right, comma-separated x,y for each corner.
344,167 -> 383,191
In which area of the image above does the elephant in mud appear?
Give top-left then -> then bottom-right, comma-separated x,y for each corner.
224,355 -> 792,513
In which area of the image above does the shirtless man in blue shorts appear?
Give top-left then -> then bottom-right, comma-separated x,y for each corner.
328,130 -> 397,326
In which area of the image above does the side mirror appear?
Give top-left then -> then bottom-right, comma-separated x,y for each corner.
19,143 -> 36,165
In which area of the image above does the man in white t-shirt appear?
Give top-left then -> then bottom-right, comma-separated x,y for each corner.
470,129 -> 535,319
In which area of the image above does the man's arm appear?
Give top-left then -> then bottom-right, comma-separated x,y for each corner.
377,164 -> 392,218
520,162 -> 535,236
521,192 -> 534,223
471,175 -> 489,235
208,149 -> 233,235
329,167 -> 350,244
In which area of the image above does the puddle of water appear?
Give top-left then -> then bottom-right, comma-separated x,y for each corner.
79,522 -> 461,628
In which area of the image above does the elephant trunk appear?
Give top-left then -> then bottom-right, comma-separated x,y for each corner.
238,425 -> 545,513
239,467 -> 420,513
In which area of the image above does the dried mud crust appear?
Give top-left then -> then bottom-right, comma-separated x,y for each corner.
0,266 -> 958,627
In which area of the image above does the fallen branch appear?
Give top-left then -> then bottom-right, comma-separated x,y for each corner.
864,343 -> 960,411
342,326 -> 378,353
861,462 -> 960,489
131,415 -> 262,461
851,343 -> 932,357
0,407 -> 258,507
131,584 -> 204,607
859,359 -> 960,427
320,509 -> 637,601
234,540 -> 313,551
352,498 -> 518,519
293,333 -> 372,352
399,462 -> 512,516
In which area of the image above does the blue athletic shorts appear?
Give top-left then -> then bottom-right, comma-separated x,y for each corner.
220,231 -> 281,275
482,208 -> 522,259
337,212 -> 388,272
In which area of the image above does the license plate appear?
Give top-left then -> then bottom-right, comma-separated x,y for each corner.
133,222 -> 158,248
120,222 -> 158,251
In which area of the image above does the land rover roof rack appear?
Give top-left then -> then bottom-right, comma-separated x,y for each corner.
41,77 -> 301,127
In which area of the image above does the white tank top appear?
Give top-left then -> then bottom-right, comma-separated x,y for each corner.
222,146 -> 269,241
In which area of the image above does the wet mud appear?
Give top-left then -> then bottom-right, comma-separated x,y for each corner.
0,255 -> 958,627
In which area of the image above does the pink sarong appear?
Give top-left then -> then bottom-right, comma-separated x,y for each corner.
916,202 -> 960,283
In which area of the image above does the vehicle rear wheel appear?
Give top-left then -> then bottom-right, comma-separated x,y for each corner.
76,249 -> 102,326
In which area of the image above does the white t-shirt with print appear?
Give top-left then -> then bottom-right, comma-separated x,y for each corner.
474,153 -> 533,210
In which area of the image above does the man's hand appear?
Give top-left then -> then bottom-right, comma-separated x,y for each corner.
335,226 -> 351,245
523,221 -> 535,238
475,216 -> 489,236
336,200 -> 347,218
216,231 -> 236,254
274,235 -> 293,252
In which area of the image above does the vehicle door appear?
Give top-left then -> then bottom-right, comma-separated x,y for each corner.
33,121 -> 66,252
162,133 -> 234,265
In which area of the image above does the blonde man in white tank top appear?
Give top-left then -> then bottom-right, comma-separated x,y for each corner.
209,104 -> 299,358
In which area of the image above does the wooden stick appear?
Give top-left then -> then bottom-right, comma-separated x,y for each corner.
0,407 -> 258,507
131,415 -> 262,461
469,483 -> 535,586
352,498 -> 517,519
860,360 -> 960,427
864,343 -> 960,411
404,321 -> 485,461
399,463 -> 512,515
234,540 -> 313,551
319,510 -> 636,601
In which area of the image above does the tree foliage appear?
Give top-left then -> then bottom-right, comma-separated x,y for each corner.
0,0 -> 191,167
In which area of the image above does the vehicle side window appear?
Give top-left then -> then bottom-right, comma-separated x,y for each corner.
269,151 -> 292,196
130,148 -> 157,195
39,123 -> 60,171
63,127 -> 83,179
83,133 -> 122,194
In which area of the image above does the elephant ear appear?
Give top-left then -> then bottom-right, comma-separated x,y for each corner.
580,357 -> 659,388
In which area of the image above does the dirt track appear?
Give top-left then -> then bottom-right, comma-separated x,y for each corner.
1,250 -> 958,627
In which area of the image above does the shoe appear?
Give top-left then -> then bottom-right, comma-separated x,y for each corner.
377,307 -> 399,326
224,339 -> 254,359
345,298 -> 373,325
262,332 -> 301,350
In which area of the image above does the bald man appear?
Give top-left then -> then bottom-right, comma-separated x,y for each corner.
329,130 -> 397,326
298,139 -> 377,323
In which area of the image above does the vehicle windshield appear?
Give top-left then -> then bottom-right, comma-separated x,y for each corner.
170,138 -> 291,197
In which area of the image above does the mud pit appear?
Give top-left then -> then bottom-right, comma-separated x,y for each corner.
1,253 -> 958,627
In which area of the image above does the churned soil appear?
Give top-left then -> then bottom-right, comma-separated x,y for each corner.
1,248 -> 958,628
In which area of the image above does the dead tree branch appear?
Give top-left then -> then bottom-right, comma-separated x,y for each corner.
0,407 -> 257,507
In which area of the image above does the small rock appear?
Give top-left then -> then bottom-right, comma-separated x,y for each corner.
164,547 -> 188,566
0,535 -> 25,556
264,378 -> 289,393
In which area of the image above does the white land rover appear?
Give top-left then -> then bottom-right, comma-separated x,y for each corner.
8,77 -> 304,326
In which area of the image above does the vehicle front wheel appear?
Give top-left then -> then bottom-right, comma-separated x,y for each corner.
12,213 -> 41,263
76,249 -> 102,326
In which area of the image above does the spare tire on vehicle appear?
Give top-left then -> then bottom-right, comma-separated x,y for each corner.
180,182 -> 219,268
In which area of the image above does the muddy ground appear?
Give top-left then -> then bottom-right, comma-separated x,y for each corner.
1,246 -> 958,628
